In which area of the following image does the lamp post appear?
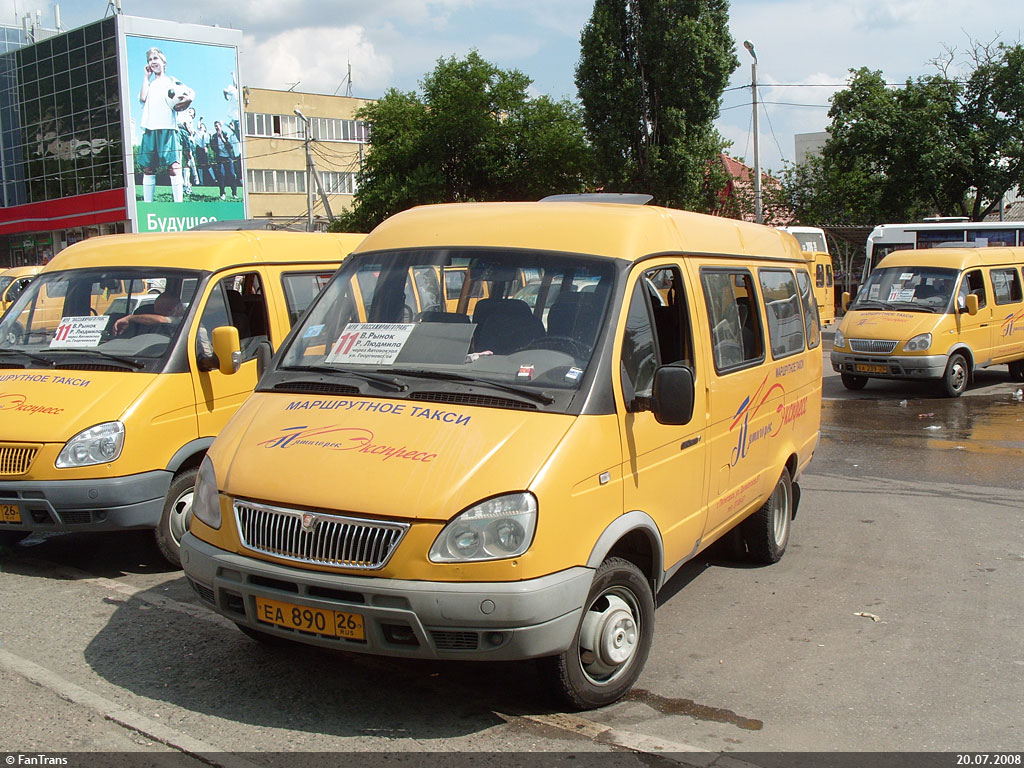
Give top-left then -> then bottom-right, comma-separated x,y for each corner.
294,109 -> 314,231
743,40 -> 763,225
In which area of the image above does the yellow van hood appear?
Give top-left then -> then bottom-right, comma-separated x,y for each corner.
215,394 -> 576,522
0,371 -> 157,442
841,310 -> 938,339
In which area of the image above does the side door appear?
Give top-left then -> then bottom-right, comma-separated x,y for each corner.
955,269 -> 993,364
698,265 -> 781,540
989,267 -> 1024,362
190,270 -> 272,437
615,261 -> 709,568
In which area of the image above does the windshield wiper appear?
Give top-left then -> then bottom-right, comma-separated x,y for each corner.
279,365 -> 407,392
850,300 -> 889,310
44,348 -> 146,370
0,348 -> 55,366
385,368 -> 556,405
885,301 -> 937,313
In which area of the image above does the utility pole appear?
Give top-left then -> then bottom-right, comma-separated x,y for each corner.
743,40 -> 763,225
294,109 -> 314,231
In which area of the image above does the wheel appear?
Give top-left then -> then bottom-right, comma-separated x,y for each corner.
235,623 -> 296,646
940,352 -> 969,397
540,557 -> 654,710
741,466 -> 793,564
840,372 -> 868,390
1009,360 -> 1024,382
0,530 -> 30,547
154,467 -> 197,568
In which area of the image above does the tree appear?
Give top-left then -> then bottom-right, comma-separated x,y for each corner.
783,40 -> 1024,225
333,52 -> 592,232
575,0 -> 738,211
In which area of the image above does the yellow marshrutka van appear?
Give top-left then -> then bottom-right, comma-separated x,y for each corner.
831,245 -> 1024,396
0,265 -> 41,313
181,199 -> 822,709
0,230 -> 361,565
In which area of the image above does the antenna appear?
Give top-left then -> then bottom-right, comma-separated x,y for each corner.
334,62 -> 353,97
286,81 -> 300,92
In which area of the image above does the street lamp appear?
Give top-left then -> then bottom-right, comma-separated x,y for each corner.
743,40 -> 763,225
294,108 -> 314,231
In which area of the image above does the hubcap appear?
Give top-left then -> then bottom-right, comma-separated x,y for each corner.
950,361 -> 966,392
167,487 -> 194,546
578,591 -> 640,683
771,478 -> 791,545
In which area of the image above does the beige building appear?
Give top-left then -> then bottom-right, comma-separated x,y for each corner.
242,88 -> 373,229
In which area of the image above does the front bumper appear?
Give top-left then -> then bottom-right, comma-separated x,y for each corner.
0,470 -> 172,533
181,532 -> 593,661
830,350 -> 948,380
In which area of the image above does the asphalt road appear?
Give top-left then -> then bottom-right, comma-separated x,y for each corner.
1,339 -> 1022,764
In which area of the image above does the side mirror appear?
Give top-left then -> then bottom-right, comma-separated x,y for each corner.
963,293 -> 979,316
649,363 -> 695,425
841,291 -> 851,312
212,325 -> 242,375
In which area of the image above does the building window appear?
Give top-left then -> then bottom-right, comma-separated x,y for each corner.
245,168 -> 357,195
244,112 -> 369,143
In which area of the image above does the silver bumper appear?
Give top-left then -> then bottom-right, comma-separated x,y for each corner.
180,532 -> 593,661
830,350 -> 948,380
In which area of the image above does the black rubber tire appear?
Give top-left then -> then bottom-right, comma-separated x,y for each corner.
236,623 -> 296,646
0,530 -> 30,547
539,557 -> 654,710
940,352 -> 969,398
1009,360 -> 1024,382
154,467 -> 197,568
840,373 -> 868,390
741,467 -> 794,564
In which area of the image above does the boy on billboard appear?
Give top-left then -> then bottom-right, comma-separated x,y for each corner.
138,47 -> 193,203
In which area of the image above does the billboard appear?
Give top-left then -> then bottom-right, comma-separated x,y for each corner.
125,34 -> 244,232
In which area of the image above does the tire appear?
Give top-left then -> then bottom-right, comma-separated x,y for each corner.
0,530 -> 30,547
235,623 -> 296,646
840,372 -> 868,390
154,467 -> 197,568
742,467 -> 794,564
540,557 -> 654,710
940,352 -> 969,398
1009,360 -> 1024,382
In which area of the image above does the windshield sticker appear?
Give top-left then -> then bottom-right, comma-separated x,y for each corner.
325,323 -> 414,365
517,364 -> 535,380
257,425 -> 437,463
565,367 -> 583,382
49,316 -> 110,348
303,324 -> 326,339
887,287 -> 915,302
899,273 -> 915,281
868,284 -> 880,300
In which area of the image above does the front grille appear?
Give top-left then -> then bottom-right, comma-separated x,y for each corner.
850,339 -> 898,354
60,511 -> 93,525
234,500 -> 409,570
0,444 -> 39,476
189,579 -> 216,604
271,381 -> 360,396
431,630 -> 480,650
411,391 -> 537,410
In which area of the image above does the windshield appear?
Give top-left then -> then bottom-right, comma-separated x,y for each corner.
852,266 -> 958,312
0,268 -> 202,373
276,248 -> 617,407
0,276 -> 12,295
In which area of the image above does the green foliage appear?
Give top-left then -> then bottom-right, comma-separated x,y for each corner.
783,40 -> 1024,225
333,52 -> 592,232
574,0 -> 738,211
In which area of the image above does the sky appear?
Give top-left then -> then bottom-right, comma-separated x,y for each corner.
5,0 -> 1024,175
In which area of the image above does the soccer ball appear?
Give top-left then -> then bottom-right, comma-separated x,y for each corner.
165,79 -> 195,112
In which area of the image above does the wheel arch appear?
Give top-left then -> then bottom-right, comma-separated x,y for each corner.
585,511 -> 664,594
165,437 -> 214,475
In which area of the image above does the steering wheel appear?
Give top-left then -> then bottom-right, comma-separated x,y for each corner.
516,335 -> 588,359
4,321 -> 25,345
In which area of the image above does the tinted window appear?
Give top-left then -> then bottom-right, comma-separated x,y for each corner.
759,269 -> 805,359
796,270 -> 821,350
701,269 -> 763,372
990,268 -> 1022,305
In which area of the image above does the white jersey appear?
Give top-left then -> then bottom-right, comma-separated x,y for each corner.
141,73 -> 177,131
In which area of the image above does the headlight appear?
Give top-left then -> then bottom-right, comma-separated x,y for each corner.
904,333 -> 932,352
429,492 -> 537,562
191,455 -> 221,529
56,422 -> 124,468
832,328 -> 846,349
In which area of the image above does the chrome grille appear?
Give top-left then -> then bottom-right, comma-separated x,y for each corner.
0,444 -> 39,476
234,500 -> 409,570
850,339 -> 898,354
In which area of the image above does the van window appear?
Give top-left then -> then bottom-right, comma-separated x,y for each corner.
281,272 -> 335,325
620,266 -> 694,402
795,270 -> 821,349
826,264 -> 834,287
958,270 -> 988,310
759,269 -> 805,359
197,273 -> 270,362
412,267 -> 443,314
990,268 -> 1022,305
815,264 -> 825,288
700,269 -> 764,372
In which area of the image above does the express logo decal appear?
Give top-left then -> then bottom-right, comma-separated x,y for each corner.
729,374 -> 808,466
258,425 -> 437,463
1001,309 -> 1024,338
0,392 -> 65,416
